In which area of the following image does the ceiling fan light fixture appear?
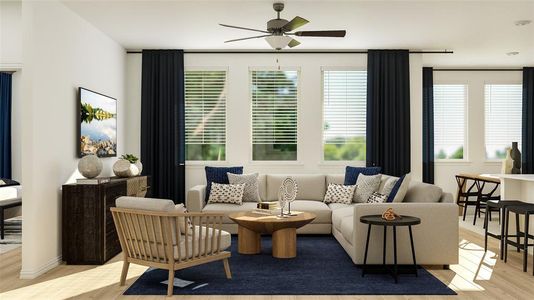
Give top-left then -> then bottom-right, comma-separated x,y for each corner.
265,35 -> 292,50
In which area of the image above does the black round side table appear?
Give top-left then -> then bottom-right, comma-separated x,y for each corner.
360,214 -> 421,283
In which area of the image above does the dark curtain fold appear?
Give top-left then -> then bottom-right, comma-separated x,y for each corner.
141,50 -> 185,203
366,50 -> 411,176
422,67 -> 434,183
0,72 -> 12,179
523,67 -> 534,174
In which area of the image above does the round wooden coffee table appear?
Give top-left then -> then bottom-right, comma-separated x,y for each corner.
228,211 -> 316,258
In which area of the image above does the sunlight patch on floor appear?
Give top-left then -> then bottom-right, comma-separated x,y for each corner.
0,261 -> 146,299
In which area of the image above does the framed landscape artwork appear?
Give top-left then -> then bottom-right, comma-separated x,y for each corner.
78,87 -> 117,157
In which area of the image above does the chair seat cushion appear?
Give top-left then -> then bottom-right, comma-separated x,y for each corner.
287,200 -> 331,223
332,206 -> 354,230
202,202 -> 258,223
174,226 -> 231,259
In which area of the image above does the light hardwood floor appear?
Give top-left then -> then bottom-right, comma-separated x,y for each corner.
1,227 -> 533,299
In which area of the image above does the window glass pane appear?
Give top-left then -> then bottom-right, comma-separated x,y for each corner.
485,84 -> 522,159
434,84 -> 466,159
251,70 -> 298,161
185,70 -> 226,161
323,70 -> 367,161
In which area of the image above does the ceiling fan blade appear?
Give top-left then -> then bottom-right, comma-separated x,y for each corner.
282,16 -> 309,32
288,38 -> 301,48
294,30 -> 346,37
224,34 -> 272,43
219,23 -> 270,34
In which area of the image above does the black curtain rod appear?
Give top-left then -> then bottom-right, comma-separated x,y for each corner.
0,70 -> 16,74
126,50 -> 453,54
433,68 -> 522,71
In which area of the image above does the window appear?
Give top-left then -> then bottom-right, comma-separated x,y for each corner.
322,70 -> 367,161
251,70 -> 298,161
485,84 -> 522,159
434,84 -> 467,160
185,70 -> 227,161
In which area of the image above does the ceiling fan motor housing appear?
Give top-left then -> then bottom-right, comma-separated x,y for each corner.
267,19 -> 289,33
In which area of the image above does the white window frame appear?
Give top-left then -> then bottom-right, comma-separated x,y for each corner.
248,66 -> 301,164
320,66 -> 367,165
184,66 -> 229,165
483,81 -> 523,162
433,82 -> 469,163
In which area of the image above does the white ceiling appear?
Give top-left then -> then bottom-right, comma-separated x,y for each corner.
63,0 -> 534,66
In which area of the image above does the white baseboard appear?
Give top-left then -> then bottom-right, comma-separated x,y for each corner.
19,255 -> 62,279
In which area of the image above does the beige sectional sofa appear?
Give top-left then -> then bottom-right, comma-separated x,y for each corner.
187,173 -> 459,267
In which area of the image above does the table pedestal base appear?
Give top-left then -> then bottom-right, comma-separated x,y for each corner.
272,228 -> 296,258
237,225 -> 261,254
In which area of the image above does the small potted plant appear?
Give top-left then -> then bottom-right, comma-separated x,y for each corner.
113,154 -> 143,177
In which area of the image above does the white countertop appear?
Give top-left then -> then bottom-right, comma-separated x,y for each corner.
491,174 -> 534,182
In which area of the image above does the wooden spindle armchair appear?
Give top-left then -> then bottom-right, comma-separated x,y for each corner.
110,197 -> 232,297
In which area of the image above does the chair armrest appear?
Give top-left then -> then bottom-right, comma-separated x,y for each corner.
186,185 -> 206,212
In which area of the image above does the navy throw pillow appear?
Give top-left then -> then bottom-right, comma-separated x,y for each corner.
205,166 -> 243,201
343,166 -> 381,185
0,179 -> 20,187
387,174 -> 406,203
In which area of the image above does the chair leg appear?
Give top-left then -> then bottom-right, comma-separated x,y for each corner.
223,258 -> 232,279
120,261 -> 130,286
505,209 -> 510,263
516,213 -> 521,252
167,269 -> 175,297
524,214 -> 529,272
473,202 -> 479,226
484,206 -> 489,252
463,201 -> 468,221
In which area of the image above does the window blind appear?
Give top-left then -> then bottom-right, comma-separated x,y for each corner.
184,70 -> 226,159
323,70 -> 367,161
485,84 -> 522,159
251,70 -> 298,145
433,84 -> 466,159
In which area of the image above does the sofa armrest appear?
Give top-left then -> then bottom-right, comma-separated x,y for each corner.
352,203 -> 459,265
186,185 -> 206,212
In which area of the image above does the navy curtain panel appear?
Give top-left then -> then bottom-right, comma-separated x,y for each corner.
523,67 -> 534,174
366,50 -> 411,177
141,50 -> 185,203
0,72 -> 12,179
422,67 -> 434,183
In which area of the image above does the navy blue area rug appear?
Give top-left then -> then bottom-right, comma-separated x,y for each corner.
124,235 -> 456,296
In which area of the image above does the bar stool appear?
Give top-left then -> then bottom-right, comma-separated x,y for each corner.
504,204 -> 534,273
484,200 -> 528,258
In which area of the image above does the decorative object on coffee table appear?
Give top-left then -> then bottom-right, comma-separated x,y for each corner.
228,211 -> 316,258
78,154 -> 103,178
501,148 -> 513,174
113,154 -> 142,177
511,142 -> 521,174
280,177 -> 298,216
360,214 -> 421,283
277,188 -> 286,218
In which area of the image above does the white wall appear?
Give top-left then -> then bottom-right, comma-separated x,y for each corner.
126,53 -> 424,193
432,70 -> 523,196
20,0 -> 126,279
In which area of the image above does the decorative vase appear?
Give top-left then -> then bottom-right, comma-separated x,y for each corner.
510,142 -> 521,174
78,154 -> 103,178
501,148 -> 513,174
113,159 -> 142,178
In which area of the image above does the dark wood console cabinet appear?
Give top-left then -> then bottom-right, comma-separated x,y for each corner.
62,176 -> 149,264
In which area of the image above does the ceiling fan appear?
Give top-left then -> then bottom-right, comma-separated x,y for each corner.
220,2 -> 346,50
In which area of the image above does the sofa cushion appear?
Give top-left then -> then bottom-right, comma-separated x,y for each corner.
323,184 -> 356,204
287,200 -> 331,223
389,173 -> 412,203
340,215 -> 354,245
228,172 -> 261,202
208,183 -> 245,205
174,226 -> 231,259
328,203 -> 355,211
344,166 -> 381,185
205,166 -> 243,201
380,177 -> 398,196
266,175 -> 326,201
326,174 -> 345,185
332,206 -> 354,230
354,174 -> 382,203
404,181 -> 443,203
202,202 -> 258,223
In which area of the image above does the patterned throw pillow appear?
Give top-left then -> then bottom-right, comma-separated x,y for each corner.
367,192 -> 389,203
208,183 -> 245,205
205,166 -> 243,202
353,173 -> 382,203
324,184 -> 356,204
227,172 -> 261,202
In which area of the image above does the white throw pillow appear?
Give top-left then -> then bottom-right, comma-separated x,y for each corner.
208,183 -> 245,205
323,183 -> 356,204
391,173 -> 412,203
380,177 -> 398,196
227,172 -> 261,202
367,192 -> 389,203
354,174 -> 382,203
